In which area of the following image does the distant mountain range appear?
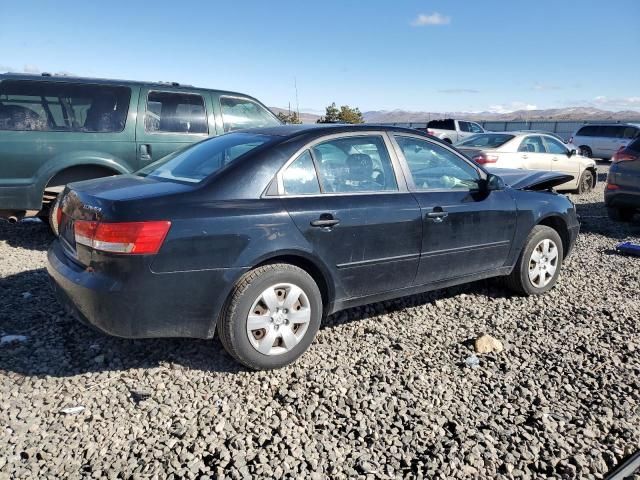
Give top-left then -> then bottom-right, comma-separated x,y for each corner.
270,106 -> 640,124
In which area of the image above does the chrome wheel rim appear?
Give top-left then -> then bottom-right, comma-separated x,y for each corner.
246,283 -> 311,356
528,239 -> 559,288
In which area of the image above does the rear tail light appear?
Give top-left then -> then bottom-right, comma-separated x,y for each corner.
606,183 -> 620,190
74,220 -> 171,254
472,153 -> 499,165
612,151 -> 637,163
427,129 -> 436,136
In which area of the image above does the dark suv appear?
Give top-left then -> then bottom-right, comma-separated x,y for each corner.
606,138 -> 640,221
0,73 -> 280,222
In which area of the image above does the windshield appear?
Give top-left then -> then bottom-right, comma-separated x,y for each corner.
137,132 -> 273,183
457,134 -> 515,148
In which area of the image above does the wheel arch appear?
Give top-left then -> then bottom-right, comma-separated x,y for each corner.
536,215 -> 570,260
45,163 -> 124,190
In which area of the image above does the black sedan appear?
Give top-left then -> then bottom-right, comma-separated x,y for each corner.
47,125 -> 580,370
606,137 -> 640,221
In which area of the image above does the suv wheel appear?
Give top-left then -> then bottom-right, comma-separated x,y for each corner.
505,225 -> 564,296
607,206 -> 635,222
580,146 -> 592,158
218,264 -> 322,370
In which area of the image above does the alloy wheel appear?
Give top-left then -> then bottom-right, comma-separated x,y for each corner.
528,239 -> 559,288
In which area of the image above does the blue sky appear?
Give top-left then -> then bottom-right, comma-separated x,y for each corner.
1,0 -> 639,113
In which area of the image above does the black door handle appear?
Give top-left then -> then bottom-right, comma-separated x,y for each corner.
310,214 -> 340,228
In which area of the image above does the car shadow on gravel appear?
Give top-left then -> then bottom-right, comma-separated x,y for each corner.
0,268 -> 244,377
575,202 -> 640,239
0,220 -> 53,251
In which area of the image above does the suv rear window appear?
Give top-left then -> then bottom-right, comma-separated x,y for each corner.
0,80 -> 130,132
137,132 -> 273,183
427,119 -> 456,130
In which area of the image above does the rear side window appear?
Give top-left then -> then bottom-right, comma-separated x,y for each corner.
282,151 -> 321,195
622,126 -> 639,139
145,91 -> 207,134
0,80 -> 130,132
220,96 -> 280,132
138,132 -> 272,183
518,136 -> 546,153
576,125 -> 599,137
310,135 -> 398,193
458,121 -> 471,132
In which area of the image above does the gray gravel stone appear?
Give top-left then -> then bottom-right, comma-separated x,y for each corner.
0,163 -> 638,479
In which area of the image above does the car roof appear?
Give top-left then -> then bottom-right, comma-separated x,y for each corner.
0,72 -> 254,98
578,123 -> 640,128
237,123 -> 433,139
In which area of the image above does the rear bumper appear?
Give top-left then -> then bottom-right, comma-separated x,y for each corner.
605,190 -> 640,210
47,240 -> 247,339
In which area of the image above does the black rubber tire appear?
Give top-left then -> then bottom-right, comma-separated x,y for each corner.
505,225 -> 564,296
443,138 -> 453,144
217,263 -> 322,370
580,146 -> 592,158
577,169 -> 594,194
607,206 -> 635,222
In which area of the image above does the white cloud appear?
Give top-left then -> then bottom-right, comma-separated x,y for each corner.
487,102 -> 538,114
593,96 -> 640,109
411,12 -> 451,26
23,64 -> 41,74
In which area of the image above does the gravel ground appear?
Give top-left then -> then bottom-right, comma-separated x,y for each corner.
1,163 -> 639,479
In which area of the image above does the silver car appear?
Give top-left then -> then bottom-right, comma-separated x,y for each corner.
455,132 -> 597,193
570,123 -> 640,160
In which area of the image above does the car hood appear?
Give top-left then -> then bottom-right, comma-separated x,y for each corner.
487,168 -> 574,191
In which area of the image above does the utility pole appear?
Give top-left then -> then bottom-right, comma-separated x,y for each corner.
294,77 -> 300,119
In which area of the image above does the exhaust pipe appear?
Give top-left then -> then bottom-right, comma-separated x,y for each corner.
2,211 -> 26,224
8,216 -> 20,224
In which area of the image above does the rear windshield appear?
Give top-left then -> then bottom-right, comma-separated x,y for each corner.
427,119 -> 455,130
628,137 -> 640,153
457,134 -> 515,148
138,132 -> 273,183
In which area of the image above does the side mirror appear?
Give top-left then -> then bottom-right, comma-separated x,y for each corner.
486,173 -> 504,191
568,149 -> 577,157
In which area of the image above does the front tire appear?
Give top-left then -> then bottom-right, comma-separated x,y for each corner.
577,169 -> 594,194
505,225 -> 564,296
218,264 -> 322,370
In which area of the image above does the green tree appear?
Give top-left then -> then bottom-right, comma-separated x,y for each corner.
317,102 -> 364,124
276,111 -> 302,124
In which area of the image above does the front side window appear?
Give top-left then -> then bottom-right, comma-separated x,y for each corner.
600,125 -> 621,138
145,91 -> 207,134
469,122 -> 484,133
518,136 -> 546,153
543,136 -> 568,154
395,136 -> 479,191
138,132 -> 272,183
220,96 -> 280,132
310,135 -> 398,193
282,151 -> 320,195
0,80 -> 130,132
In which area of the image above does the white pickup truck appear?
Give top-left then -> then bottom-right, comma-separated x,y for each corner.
417,119 -> 485,144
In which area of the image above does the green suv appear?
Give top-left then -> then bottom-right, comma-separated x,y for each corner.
0,73 -> 281,222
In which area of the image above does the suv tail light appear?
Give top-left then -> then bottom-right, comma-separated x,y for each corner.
612,150 -> 638,164
74,220 -> 171,254
472,153 -> 499,165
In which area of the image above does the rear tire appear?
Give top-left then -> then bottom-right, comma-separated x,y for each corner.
443,138 -> 453,144
580,146 -> 592,158
217,263 -> 322,370
505,225 -> 564,296
607,206 -> 635,222
577,169 -> 594,194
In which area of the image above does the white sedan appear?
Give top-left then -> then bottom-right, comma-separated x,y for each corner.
455,132 -> 597,193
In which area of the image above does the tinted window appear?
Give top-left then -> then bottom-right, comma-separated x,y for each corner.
600,125 -> 622,138
543,136 -> 567,154
220,96 -> 280,132
311,136 -> 397,193
457,134 -> 514,148
469,122 -> 484,133
622,126 -> 639,139
576,125 -> 599,137
395,136 -> 479,191
518,136 -> 546,153
628,138 -> 640,153
282,151 -> 320,195
0,80 -> 130,132
458,121 -> 471,132
138,132 -> 272,183
145,91 -> 207,134
427,119 -> 455,130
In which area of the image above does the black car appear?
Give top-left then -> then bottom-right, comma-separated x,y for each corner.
47,125 -> 579,370
606,138 -> 640,221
